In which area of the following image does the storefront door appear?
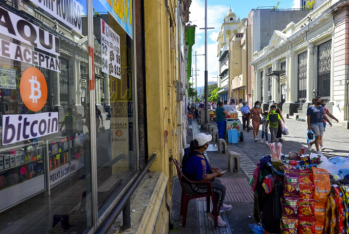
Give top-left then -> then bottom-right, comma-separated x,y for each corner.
297,51 -> 308,109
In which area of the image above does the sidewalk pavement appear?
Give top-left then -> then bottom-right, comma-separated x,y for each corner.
170,115 -> 349,234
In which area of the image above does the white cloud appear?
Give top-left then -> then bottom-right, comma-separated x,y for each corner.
189,0 -> 229,34
196,35 -> 202,40
209,32 -> 219,42
293,0 -> 300,8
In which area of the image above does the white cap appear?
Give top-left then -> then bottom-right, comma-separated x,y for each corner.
194,133 -> 212,147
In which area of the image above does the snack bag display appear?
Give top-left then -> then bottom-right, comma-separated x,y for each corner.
282,196 -> 299,218
299,218 -> 315,234
300,183 -> 314,200
298,200 -> 315,218
313,168 -> 331,204
299,169 -> 314,185
280,218 -> 298,233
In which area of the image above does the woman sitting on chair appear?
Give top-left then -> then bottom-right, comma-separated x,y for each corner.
182,133 -> 232,227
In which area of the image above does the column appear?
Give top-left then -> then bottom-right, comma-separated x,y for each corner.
289,52 -> 296,102
306,44 -> 315,103
254,69 -> 260,102
330,33 -> 335,102
74,60 -> 81,105
273,61 -> 279,103
263,67 -> 268,104
104,75 -> 111,106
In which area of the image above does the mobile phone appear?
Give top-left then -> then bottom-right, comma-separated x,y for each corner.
221,170 -> 226,174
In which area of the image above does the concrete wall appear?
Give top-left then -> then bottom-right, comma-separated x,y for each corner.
252,9 -> 309,52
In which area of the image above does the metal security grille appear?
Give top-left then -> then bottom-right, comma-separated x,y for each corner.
60,58 -> 69,103
268,67 -> 272,102
317,40 -> 331,97
260,71 -> 264,102
297,51 -> 307,106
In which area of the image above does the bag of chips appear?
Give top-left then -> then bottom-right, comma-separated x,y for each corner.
299,218 -> 315,234
314,221 -> 325,234
324,192 -> 337,234
282,196 -> 299,218
300,183 -> 314,200
284,167 -> 300,197
299,169 -> 314,185
313,168 -> 331,204
298,199 -> 315,218
314,202 -> 326,223
280,218 -> 298,233
333,186 -> 345,233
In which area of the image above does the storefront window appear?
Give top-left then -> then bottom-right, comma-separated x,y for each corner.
92,3 -> 138,217
0,0 -> 93,233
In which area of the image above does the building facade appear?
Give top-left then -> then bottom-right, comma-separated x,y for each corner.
217,8 -> 240,102
0,0 -> 192,233
252,0 -> 349,127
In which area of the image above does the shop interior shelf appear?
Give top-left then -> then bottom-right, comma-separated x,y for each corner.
0,158 -> 44,174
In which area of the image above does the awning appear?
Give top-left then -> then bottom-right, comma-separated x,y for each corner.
266,70 -> 285,76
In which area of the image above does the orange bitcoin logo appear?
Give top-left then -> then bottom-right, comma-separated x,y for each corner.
115,130 -> 123,137
20,67 -> 48,112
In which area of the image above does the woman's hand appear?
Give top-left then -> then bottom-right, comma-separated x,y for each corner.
215,170 -> 225,177
211,167 -> 221,173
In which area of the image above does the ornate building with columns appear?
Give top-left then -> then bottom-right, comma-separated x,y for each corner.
252,0 -> 349,127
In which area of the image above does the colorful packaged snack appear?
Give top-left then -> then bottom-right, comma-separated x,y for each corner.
298,200 -> 315,218
333,186 -> 345,233
313,168 -> 331,204
280,218 -> 298,233
314,221 -> 325,234
324,192 -> 337,234
300,183 -> 314,200
314,202 -> 326,223
299,169 -> 314,185
282,196 -> 299,218
299,218 -> 315,234
284,174 -> 300,197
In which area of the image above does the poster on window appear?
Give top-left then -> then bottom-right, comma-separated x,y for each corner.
98,0 -> 133,38
30,0 -> 83,34
0,7 -> 60,56
0,67 -> 16,89
100,19 -> 121,79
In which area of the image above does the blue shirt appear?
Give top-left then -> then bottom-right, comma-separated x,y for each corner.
307,105 -> 325,124
183,155 -> 211,181
240,105 -> 250,114
216,107 -> 226,122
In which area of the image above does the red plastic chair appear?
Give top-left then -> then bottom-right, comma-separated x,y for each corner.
172,159 -> 218,228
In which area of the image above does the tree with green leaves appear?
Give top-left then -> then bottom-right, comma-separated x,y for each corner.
188,82 -> 197,98
303,1 -> 315,10
208,88 -> 220,102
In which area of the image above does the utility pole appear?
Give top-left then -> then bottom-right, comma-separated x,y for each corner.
200,0 -> 214,128
194,51 -> 205,103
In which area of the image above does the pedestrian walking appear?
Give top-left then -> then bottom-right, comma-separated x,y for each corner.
273,102 -> 285,142
182,133 -> 232,227
320,100 -> 339,151
307,97 -> 332,154
250,101 -> 263,142
260,111 -> 269,144
215,102 -> 228,139
240,101 -> 251,132
265,105 -> 281,143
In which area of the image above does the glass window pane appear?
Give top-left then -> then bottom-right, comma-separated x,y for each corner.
0,0 -> 93,233
92,3 -> 138,217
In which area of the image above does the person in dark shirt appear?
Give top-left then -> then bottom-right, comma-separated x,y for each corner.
215,102 -> 228,139
182,133 -> 231,227
307,96 -> 332,154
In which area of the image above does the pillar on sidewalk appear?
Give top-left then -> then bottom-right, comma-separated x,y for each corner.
283,52 -> 298,116
302,44 -> 315,114
272,61 -> 280,103
262,67 -> 269,111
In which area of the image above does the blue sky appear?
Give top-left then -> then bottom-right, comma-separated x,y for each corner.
190,0 -> 299,87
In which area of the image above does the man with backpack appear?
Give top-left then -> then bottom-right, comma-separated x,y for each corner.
265,105 -> 281,143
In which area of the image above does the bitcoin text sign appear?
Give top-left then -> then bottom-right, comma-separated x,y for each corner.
20,67 -> 48,112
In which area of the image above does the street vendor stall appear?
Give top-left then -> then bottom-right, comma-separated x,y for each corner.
250,143 -> 349,234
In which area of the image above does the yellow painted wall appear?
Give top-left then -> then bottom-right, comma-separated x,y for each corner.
144,0 -> 180,232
